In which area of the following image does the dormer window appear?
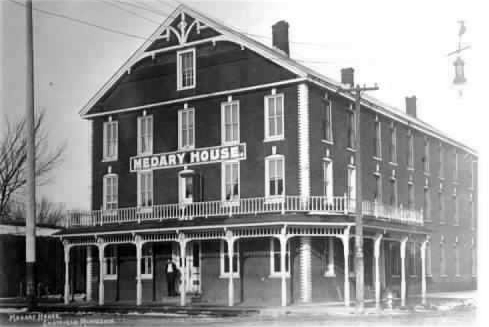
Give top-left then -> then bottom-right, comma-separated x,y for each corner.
177,48 -> 196,90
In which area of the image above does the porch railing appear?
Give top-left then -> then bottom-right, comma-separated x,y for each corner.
67,195 -> 349,227
67,196 -> 424,228
362,200 -> 424,225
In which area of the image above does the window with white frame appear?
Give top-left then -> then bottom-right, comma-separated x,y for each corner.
439,144 -> 444,178
408,242 -> 417,276
177,48 -> 196,90
439,186 -> 445,224
323,159 -> 333,200
408,182 -> 415,210
104,246 -> 117,280
454,150 -> 459,181
221,100 -> 240,145
374,173 -> 382,203
471,161 -> 476,189
103,174 -> 118,210
347,165 -> 356,203
426,242 -> 432,276
220,241 -> 239,278
222,161 -> 240,202
424,138 -> 430,173
470,194 -> 475,229
322,98 -> 333,142
453,188 -> 459,225
347,109 -> 355,149
141,246 -> 153,279
374,118 -> 381,158
440,239 -> 447,276
137,114 -> 153,155
179,170 -> 194,204
455,241 -> 460,277
264,93 -> 284,141
390,242 -> 401,277
137,171 -> 153,208
178,108 -> 195,149
407,130 -> 414,169
389,175 -> 398,207
389,123 -> 397,163
103,120 -> 118,161
472,239 -> 476,277
270,238 -> 290,277
424,185 -> 431,221
265,155 -> 285,199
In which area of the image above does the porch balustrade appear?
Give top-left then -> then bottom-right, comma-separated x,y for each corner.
362,200 -> 424,225
66,195 -> 423,227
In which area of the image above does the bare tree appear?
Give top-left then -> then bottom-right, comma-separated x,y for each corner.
0,110 -> 65,217
8,197 -> 66,226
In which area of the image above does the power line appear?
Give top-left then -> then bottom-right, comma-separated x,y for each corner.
6,0 -> 345,68
100,0 -> 161,25
115,0 -> 172,17
7,0 -> 148,40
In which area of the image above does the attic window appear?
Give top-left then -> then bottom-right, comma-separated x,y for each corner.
177,48 -> 196,90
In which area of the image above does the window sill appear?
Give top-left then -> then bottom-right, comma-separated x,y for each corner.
324,271 -> 336,278
424,172 -> 431,177
440,274 -> 449,278
102,157 -> 118,163
264,136 -> 285,143
392,275 -> 400,278
439,176 -> 445,181
407,167 -> 415,171
453,181 -> 459,186
141,275 -> 153,280
321,139 -> 334,145
388,162 -> 398,166
373,156 -> 382,162
409,275 -> 418,278
219,274 -> 240,279
427,274 -> 433,278
177,85 -> 196,91
346,147 -> 356,152
179,146 -> 195,151
269,274 -> 291,279
104,275 -> 117,281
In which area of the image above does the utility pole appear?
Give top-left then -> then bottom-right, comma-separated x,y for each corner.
341,83 -> 379,312
25,0 -> 37,310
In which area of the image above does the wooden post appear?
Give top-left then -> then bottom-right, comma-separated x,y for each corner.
279,232 -> 288,307
178,235 -> 187,307
342,226 -> 351,307
135,236 -> 143,306
421,238 -> 428,305
226,230 -> 235,307
98,242 -> 105,306
63,242 -> 70,305
400,237 -> 408,307
374,234 -> 383,309
86,246 -> 93,302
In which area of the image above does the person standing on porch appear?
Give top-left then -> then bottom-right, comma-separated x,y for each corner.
165,259 -> 178,296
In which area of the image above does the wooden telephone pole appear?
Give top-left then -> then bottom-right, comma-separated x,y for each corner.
25,0 -> 37,310
341,83 -> 379,311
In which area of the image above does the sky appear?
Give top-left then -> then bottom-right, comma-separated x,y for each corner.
1,0 -> 488,320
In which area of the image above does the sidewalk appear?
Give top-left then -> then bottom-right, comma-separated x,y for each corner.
0,291 -> 476,317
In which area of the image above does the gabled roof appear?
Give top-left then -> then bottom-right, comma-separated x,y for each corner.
79,4 -> 477,156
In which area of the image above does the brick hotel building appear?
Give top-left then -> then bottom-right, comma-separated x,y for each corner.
57,4 -> 478,307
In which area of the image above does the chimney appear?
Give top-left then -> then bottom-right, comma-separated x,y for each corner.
341,68 -> 355,87
405,96 -> 417,118
272,20 -> 290,56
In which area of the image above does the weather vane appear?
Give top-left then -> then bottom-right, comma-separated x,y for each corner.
447,21 -> 471,96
